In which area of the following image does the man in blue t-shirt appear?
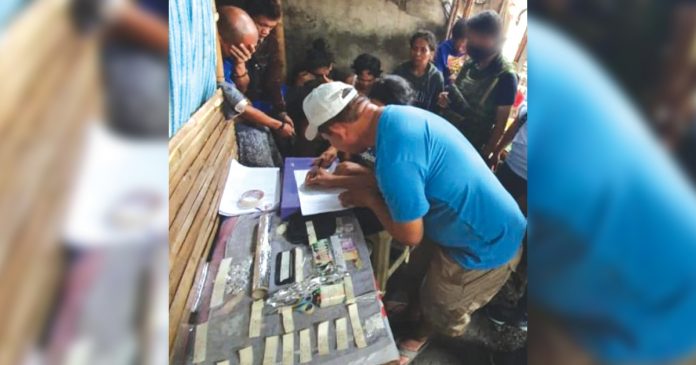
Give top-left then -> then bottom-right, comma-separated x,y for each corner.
302,82 -> 526,364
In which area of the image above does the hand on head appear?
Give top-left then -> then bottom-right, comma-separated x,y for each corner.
229,43 -> 256,63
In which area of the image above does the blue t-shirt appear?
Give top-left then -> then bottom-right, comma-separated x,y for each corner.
223,57 -> 236,85
530,18 -> 696,363
434,39 -> 466,86
375,105 -> 526,269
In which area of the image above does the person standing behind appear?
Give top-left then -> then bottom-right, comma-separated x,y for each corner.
217,6 -> 294,167
434,18 -> 468,86
438,11 -> 518,164
240,0 -> 294,128
290,38 -> 336,87
239,0 -> 296,157
351,53 -> 383,96
393,30 -> 444,112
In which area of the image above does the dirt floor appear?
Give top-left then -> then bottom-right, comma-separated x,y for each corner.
408,314 -> 527,365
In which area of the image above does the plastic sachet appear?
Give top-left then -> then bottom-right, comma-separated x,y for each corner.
266,264 -> 348,309
225,257 -> 253,296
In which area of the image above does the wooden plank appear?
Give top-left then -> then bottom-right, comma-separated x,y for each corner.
0,40 -> 92,268
168,146 -> 225,275
0,1 -> 95,362
168,89 -> 223,158
169,121 -> 235,292
0,40 -> 94,284
0,34 -> 80,180
168,215 -> 219,354
0,59 -> 92,284
169,117 -> 227,253
169,153 -> 233,351
169,121 -> 235,300
0,0 -> 73,133
169,117 -> 226,225
169,97 -> 225,192
462,0 -> 475,19
445,0 -> 461,40
514,29 -> 528,64
169,119 -> 236,351
0,86 -> 88,364
0,42 -> 88,242
169,105 -> 222,184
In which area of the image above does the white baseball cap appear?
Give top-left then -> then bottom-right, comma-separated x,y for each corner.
302,82 -> 358,140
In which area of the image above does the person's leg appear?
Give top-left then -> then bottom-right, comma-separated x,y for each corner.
235,122 -> 282,168
401,239 -> 436,319
398,245 -> 522,363
422,245 -> 521,336
385,239 -> 436,324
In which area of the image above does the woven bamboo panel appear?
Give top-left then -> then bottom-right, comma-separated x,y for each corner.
168,92 -> 237,353
0,0 -> 99,363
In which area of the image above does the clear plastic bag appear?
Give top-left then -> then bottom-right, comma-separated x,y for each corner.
225,257 -> 253,296
266,263 -> 348,309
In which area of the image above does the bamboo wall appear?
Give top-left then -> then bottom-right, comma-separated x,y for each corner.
168,90 -> 237,355
0,0 -> 98,363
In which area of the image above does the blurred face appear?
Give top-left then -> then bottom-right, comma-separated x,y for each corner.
466,32 -> 500,62
310,64 -> 332,78
410,38 -> 433,67
253,16 -> 279,40
355,70 -> 376,94
454,38 -> 467,54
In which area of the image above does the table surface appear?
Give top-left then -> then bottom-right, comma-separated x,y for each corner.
172,210 -> 399,365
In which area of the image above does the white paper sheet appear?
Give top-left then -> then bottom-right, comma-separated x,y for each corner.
63,122 -> 168,247
219,160 -> 280,216
293,169 -> 349,216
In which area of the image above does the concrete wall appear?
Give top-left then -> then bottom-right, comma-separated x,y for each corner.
282,0 -> 447,76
